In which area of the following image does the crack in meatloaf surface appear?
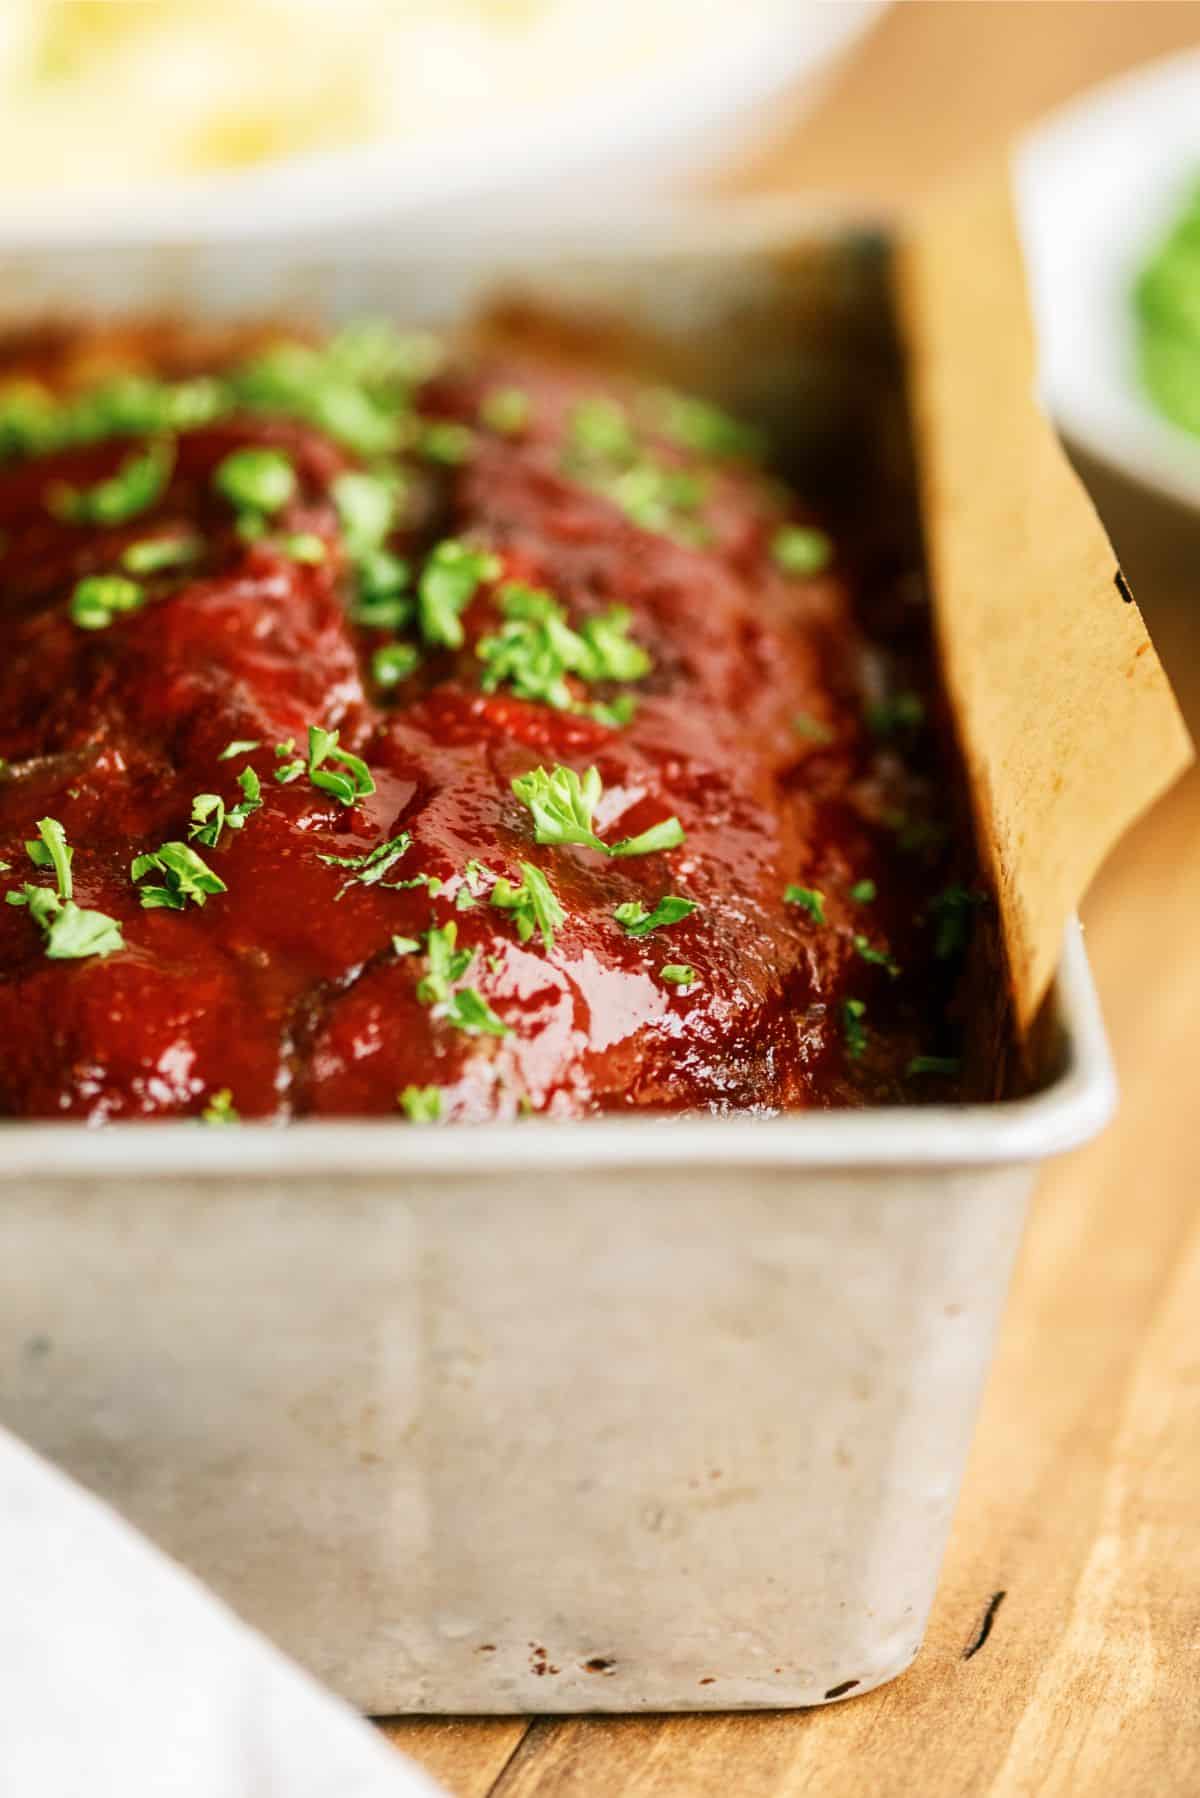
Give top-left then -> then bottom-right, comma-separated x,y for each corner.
0,318 -> 989,1123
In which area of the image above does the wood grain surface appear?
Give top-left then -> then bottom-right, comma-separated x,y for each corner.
383,6 -> 1200,1791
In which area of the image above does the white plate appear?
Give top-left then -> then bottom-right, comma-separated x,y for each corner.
1015,48 -> 1200,509
0,3 -> 883,250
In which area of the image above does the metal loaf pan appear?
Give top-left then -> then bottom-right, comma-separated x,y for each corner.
0,215 -> 1116,1712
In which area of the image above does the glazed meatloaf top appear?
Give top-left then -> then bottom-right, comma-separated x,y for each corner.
0,319 -> 988,1123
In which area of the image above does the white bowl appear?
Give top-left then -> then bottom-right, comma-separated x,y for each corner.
1015,48 -> 1200,510
0,3 -> 883,251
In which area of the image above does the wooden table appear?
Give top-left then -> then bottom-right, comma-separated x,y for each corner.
382,7 -> 1200,1791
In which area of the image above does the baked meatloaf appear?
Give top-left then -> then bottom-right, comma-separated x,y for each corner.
0,319 -> 987,1122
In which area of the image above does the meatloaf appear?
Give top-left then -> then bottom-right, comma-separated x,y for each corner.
0,319 -> 989,1123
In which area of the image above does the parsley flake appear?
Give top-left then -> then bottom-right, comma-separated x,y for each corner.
771,525 -> 832,577
659,963 -> 698,988
7,883 -> 125,960
201,1088 -> 239,1125
218,738 -> 261,760
907,1055 -> 962,1078
416,920 -> 475,1006
25,816 -> 73,897
391,934 -> 421,956
188,768 -> 261,849
131,842 -> 227,910
842,997 -> 868,1060
640,387 -> 763,462
613,894 -> 696,937
792,711 -> 833,744
274,724 -> 375,808
70,573 -> 143,631
852,934 -> 900,977
372,641 -> 421,688
511,764 -> 684,859
867,691 -> 925,737
419,420 -> 476,466
6,817 -> 125,960
479,388 -> 530,435
444,987 -> 510,1036
491,861 -> 565,950
399,1084 -> 443,1122
213,446 -> 296,519
281,532 -> 326,565
478,584 -> 650,714
50,438 -> 175,526
415,920 -> 511,1037
930,884 -> 985,959
121,534 -> 202,575
849,879 -> 877,903
785,884 -> 825,924
317,830 -> 413,897
418,539 -> 500,650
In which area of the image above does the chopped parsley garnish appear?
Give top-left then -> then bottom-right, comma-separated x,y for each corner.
392,934 -> 421,955
188,768 -> 261,849
274,724 -> 375,808
659,963 -> 698,988
785,884 -> 825,924
568,397 -> 639,466
50,438 -> 175,526
213,446 -> 296,519
849,879 -> 877,903
418,420 -> 476,466
842,997 -> 868,1060
792,711 -> 833,743
399,1084 -> 443,1122
317,830 -> 413,897
417,920 -> 474,1004
372,641 -> 421,688
121,534 -> 202,575
564,396 -> 709,543
7,882 -> 125,960
218,738 -> 261,760
353,562 -> 412,632
417,539 -> 500,650
281,532 -> 327,565
490,861 -> 565,951
606,461 -> 708,541
333,468 -> 403,554
479,387 -> 530,435
771,525 -> 832,577
478,584 -> 650,714
415,920 -> 511,1037
511,764 -> 684,859
613,894 -> 696,937
640,387 -> 764,462
907,1055 -> 962,1078
867,691 -> 925,737
5,817 -> 125,960
443,987 -> 510,1036
930,884 -> 985,959
852,934 -> 900,977
588,694 -> 639,729
201,1088 -> 239,1125
69,573 -> 143,631
131,841 -> 227,910
25,815 -> 73,896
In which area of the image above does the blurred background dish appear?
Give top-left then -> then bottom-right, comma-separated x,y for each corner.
1017,47 -> 1200,510
0,0 -> 884,245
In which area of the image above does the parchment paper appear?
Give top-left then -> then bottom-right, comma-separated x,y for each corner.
898,166 -> 1193,1037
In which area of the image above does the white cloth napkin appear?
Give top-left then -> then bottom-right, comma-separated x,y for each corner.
0,1426 -> 445,1798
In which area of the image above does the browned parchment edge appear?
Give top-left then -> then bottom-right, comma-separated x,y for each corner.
895,162 -> 1192,1041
